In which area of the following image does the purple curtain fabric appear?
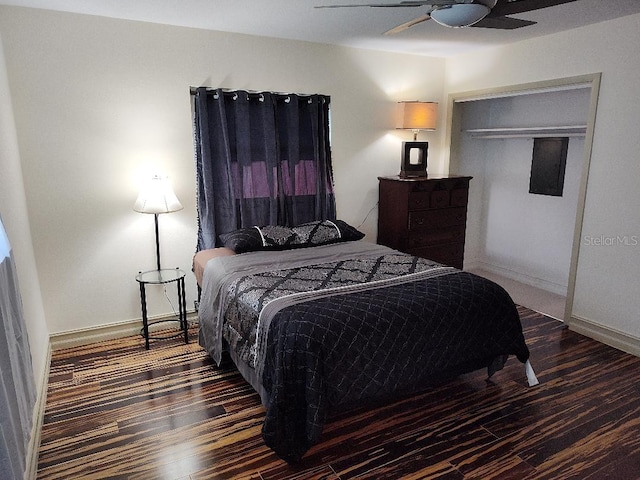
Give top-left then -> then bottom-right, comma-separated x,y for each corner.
193,88 -> 336,251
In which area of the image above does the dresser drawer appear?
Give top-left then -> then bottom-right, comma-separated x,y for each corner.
408,225 -> 465,248
409,190 -> 454,210
450,188 -> 469,207
408,192 -> 430,210
409,207 -> 467,230
430,190 -> 450,208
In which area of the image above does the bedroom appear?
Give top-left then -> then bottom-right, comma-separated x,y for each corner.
1,1 -> 639,478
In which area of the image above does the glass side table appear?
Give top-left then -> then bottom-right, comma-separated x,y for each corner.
135,268 -> 188,350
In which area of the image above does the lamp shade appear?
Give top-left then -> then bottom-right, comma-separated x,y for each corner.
396,101 -> 438,131
133,175 -> 183,214
430,4 -> 490,28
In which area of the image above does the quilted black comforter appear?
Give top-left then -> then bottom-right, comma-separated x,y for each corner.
197,242 -> 530,462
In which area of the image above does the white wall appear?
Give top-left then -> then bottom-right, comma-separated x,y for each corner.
0,6 -> 445,334
446,13 -> 640,344
0,35 -> 49,387
453,89 -> 590,295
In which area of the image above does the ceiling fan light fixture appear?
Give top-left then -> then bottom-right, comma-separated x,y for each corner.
430,4 -> 491,28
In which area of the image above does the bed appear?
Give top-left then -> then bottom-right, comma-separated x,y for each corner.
194,220 -> 537,462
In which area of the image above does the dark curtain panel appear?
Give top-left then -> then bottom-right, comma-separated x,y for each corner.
193,88 -> 336,251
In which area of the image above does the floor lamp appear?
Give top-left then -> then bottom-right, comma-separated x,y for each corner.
133,175 -> 183,271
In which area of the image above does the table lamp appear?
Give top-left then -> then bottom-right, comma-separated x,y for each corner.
396,101 -> 438,178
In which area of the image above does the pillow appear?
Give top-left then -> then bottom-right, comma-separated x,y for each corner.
219,219 -> 364,253
192,247 -> 236,286
333,219 -> 366,242
218,226 -> 263,253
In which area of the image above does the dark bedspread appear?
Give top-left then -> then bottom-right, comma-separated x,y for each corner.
197,242 -> 530,462
261,270 -> 528,461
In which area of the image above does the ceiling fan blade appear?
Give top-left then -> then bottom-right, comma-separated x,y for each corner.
488,0 -> 578,17
315,3 -> 421,7
384,14 -> 432,34
315,0 -> 469,8
471,16 -> 537,29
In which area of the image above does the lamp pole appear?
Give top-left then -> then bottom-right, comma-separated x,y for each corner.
154,213 -> 161,271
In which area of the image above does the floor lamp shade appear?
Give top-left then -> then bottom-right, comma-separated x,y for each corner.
134,175 -> 183,271
133,175 -> 183,215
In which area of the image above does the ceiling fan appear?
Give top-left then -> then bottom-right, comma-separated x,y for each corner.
315,0 -> 578,33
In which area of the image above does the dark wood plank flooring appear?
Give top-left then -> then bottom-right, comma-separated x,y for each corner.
37,307 -> 640,479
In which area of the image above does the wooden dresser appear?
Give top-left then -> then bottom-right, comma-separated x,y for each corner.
377,175 -> 472,269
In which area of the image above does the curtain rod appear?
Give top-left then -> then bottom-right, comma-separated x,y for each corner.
189,86 -> 325,98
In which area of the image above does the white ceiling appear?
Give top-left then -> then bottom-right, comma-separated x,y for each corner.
2,0 -> 640,56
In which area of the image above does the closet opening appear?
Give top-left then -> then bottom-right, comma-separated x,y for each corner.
446,74 -> 601,324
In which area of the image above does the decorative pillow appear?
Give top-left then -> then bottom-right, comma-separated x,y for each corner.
218,227 -> 263,254
333,219 -> 366,242
219,219 -> 364,253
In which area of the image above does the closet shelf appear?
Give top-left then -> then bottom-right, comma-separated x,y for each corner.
465,125 -> 587,139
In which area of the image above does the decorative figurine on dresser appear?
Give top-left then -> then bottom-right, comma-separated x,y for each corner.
377,175 -> 472,269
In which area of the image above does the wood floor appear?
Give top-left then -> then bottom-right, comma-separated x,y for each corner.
37,307 -> 640,479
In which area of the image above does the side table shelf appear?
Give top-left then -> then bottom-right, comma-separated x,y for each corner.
135,268 -> 188,350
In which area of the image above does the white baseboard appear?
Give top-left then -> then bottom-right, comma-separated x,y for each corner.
49,311 -> 198,351
466,260 -> 568,296
24,342 -> 52,480
569,314 -> 640,357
